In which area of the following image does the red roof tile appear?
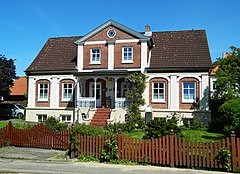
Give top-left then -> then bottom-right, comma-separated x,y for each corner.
10,76 -> 27,96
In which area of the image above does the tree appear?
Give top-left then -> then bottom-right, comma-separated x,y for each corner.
0,54 -> 17,100
218,98 -> 240,136
125,72 -> 148,131
213,46 -> 240,100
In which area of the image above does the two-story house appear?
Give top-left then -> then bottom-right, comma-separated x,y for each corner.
25,20 -> 212,125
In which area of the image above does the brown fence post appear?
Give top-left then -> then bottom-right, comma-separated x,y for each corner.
230,131 -> 236,172
169,129 -> 174,167
69,123 -> 75,159
6,121 -> 13,146
118,128 -> 121,160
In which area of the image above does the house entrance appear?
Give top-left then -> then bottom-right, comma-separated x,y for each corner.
90,82 -> 102,108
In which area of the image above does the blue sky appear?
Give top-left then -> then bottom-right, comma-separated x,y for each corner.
0,0 -> 239,76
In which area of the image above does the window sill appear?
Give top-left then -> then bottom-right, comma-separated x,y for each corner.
61,99 -> 73,102
37,99 -> 48,102
151,100 -> 166,103
121,61 -> 133,64
90,62 -> 101,65
182,101 -> 196,104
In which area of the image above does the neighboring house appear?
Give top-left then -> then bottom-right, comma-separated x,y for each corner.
25,20 -> 212,125
210,52 -> 232,97
4,76 -> 27,105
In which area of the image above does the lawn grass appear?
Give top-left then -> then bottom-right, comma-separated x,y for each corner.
124,129 -> 225,143
181,130 -> 225,143
124,130 -> 144,139
0,122 -> 8,128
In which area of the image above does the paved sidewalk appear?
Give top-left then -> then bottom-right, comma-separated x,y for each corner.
0,147 -> 229,174
0,146 -> 67,161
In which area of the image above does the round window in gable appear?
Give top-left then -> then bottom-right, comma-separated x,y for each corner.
107,29 -> 116,38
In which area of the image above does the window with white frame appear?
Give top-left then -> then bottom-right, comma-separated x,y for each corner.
37,114 -> 47,122
62,83 -> 73,101
38,83 -> 49,101
122,47 -> 133,63
91,48 -> 101,64
182,82 -> 196,103
61,115 -> 71,123
152,82 -> 165,102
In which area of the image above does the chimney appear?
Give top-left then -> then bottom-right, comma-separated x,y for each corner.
144,24 -> 152,37
145,25 -> 150,32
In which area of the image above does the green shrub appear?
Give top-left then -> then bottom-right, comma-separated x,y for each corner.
78,155 -> 98,162
182,117 -> 207,131
44,116 -> 68,131
104,123 -> 129,133
215,147 -> 231,172
218,98 -> 240,136
143,115 -> 182,139
74,124 -> 108,136
99,136 -> 118,162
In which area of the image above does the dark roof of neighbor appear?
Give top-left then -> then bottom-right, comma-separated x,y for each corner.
25,36 -> 81,72
150,30 -> 211,68
26,30 -> 211,72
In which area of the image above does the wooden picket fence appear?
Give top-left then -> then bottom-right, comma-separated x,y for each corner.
75,131 -> 240,172
1,121 -> 240,172
0,122 -> 70,150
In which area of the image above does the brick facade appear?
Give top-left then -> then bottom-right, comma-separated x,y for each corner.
59,79 -> 75,108
86,26 -> 137,41
179,77 -> 199,110
83,44 -> 108,69
149,77 -> 168,109
35,79 -> 50,107
114,42 -> 141,69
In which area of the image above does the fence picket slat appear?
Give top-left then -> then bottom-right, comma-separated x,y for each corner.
183,140 -> 186,166
190,141 -> 194,167
156,138 -> 158,164
186,141 -> 190,167
142,139 -> 145,163
163,136 -> 165,165
159,138 -> 162,165
210,142 -> 214,168
175,136 -> 178,166
237,138 -> 240,168
137,139 -> 141,162
194,142 -> 197,167
179,138 -> 182,166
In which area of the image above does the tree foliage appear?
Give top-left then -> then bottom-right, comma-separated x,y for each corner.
213,46 -> 240,100
218,98 -> 240,136
125,72 -> 148,131
0,54 -> 17,99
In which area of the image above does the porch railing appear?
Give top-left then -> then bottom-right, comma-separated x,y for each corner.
77,97 -> 95,108
115,98 -> 128,108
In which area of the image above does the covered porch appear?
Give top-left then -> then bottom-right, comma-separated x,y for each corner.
74,71 -> 132,109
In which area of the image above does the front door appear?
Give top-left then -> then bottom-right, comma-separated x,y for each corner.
90,82 -> 102,108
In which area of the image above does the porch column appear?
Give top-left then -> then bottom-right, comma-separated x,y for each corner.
94,77 -> 97,108
114,77 -> 118,108
76,77 -> 80,107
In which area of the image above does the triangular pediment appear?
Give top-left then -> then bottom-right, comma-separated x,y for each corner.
75,19 -> 148,45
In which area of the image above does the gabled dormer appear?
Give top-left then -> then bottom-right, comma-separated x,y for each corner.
75,20 -> 151,72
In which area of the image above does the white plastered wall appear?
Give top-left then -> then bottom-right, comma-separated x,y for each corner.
26,74 -> 77,122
